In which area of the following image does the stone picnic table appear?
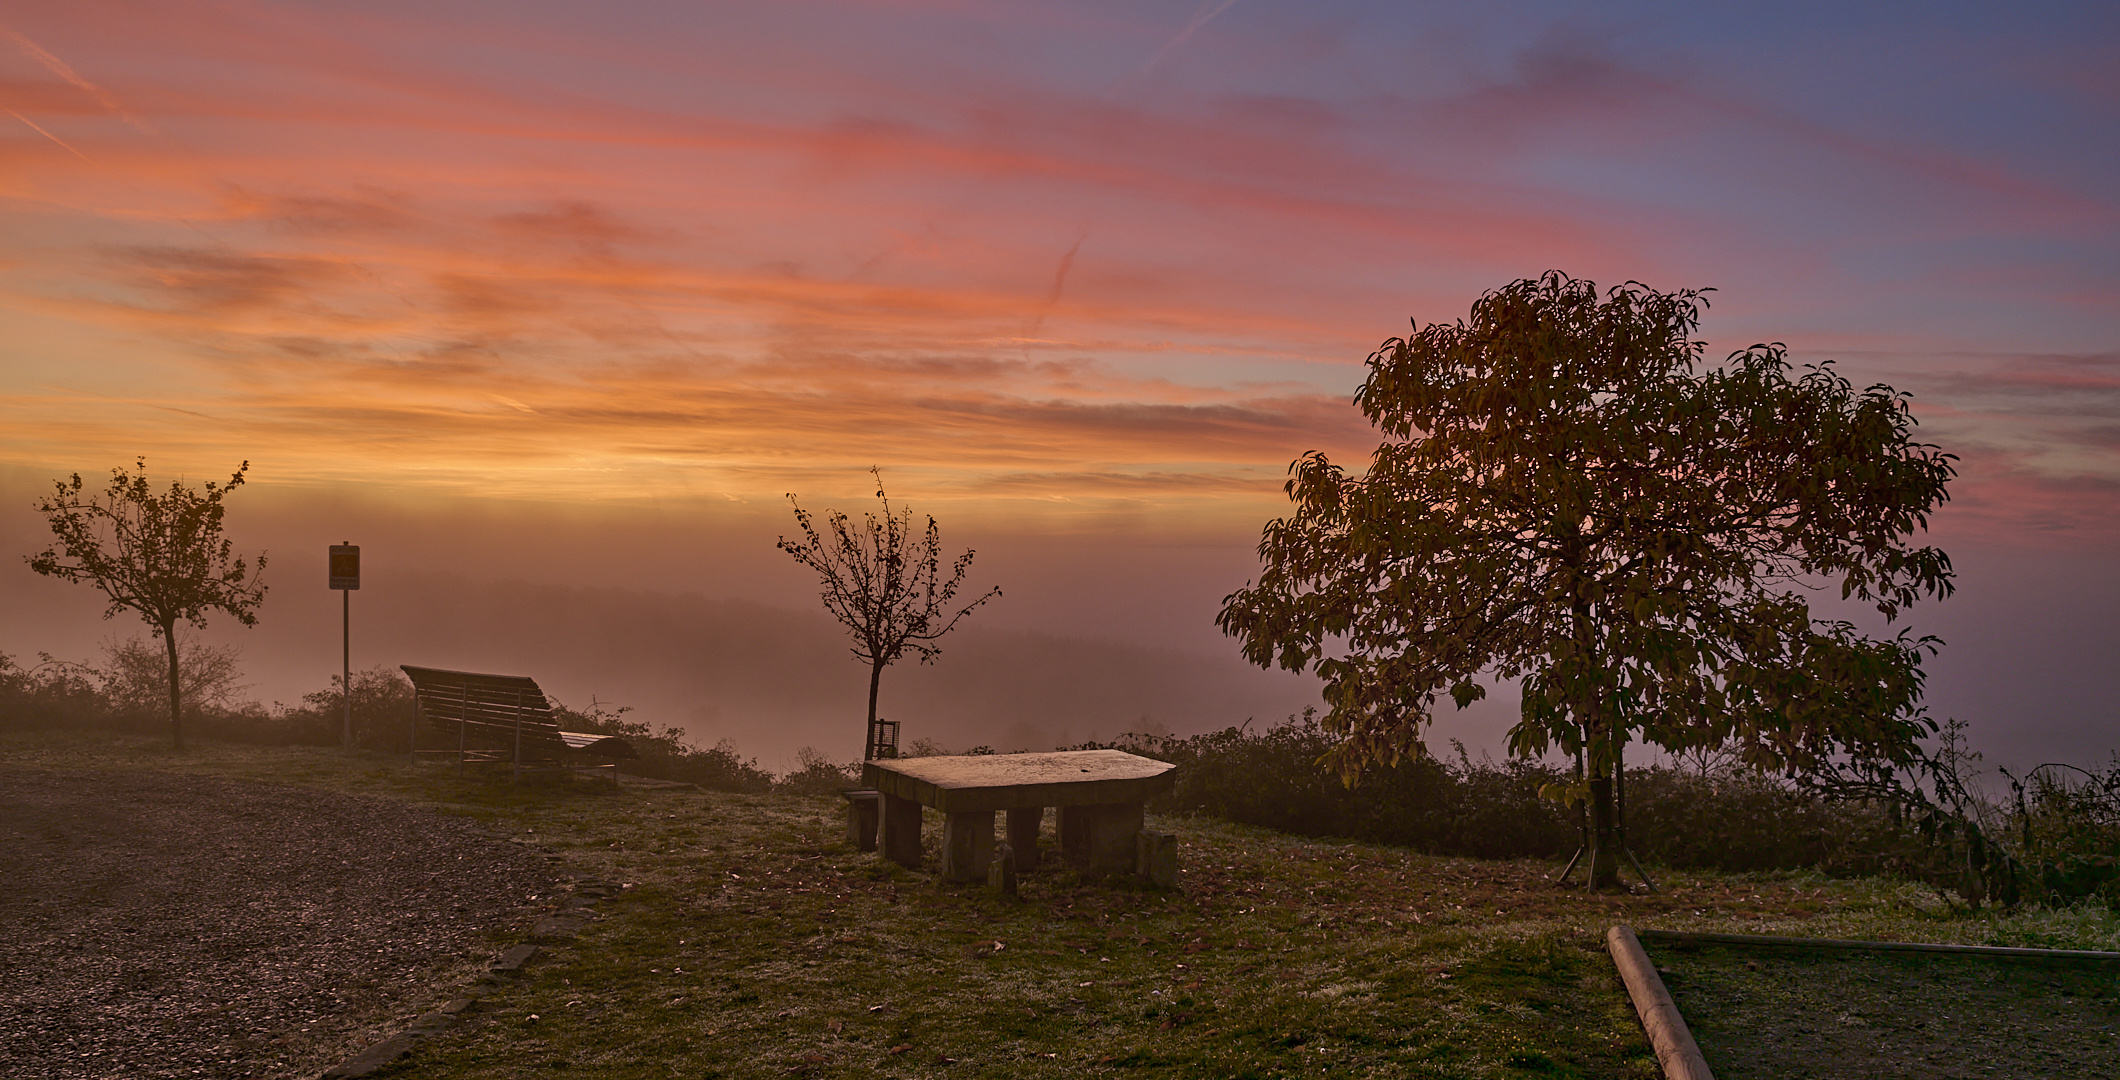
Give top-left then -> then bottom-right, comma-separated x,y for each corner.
855,749 -> 1178,886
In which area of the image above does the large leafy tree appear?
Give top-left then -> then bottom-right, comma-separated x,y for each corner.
779,469 -> 1000,761
1218,273 -> 1956,887
29,459 -> 269,749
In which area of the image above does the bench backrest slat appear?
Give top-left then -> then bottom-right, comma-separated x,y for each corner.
401,665 -> 566,750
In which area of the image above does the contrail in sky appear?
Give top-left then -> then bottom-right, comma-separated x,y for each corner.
8,109 -> 96,164
1134,0 -> 1241,79
1,21 -> 157,135
3,24 -> 418,314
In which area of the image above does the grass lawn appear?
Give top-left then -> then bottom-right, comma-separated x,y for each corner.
9,732 -> 2119,1079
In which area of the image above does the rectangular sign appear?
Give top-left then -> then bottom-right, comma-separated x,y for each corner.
328,544 -> 360,590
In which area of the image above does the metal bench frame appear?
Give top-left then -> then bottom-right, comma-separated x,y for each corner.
401,665 -> 638,783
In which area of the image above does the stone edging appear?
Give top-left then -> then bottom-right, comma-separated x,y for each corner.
1607,924 -> 1716,1080
318,880 -> 622,1079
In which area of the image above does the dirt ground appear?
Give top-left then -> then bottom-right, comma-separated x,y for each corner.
0,766 -> 554,1080
1650,938 -> 2120,1079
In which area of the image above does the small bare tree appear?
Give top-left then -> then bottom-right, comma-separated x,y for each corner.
28,459 -> 268,749
778,469 -> 999,760
99,635 -> 249,723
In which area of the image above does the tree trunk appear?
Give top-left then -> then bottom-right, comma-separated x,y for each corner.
161,625 -> 184,750
1587,762 -> 1619,890
1568,579 -> 1619,889
864,660 -> 883,761
1581,710 -> 1622,890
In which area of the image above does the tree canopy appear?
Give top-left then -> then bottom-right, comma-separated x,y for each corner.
29,458 -> 268,748
1217,273 -> 1956,883
779,469 -> 999,760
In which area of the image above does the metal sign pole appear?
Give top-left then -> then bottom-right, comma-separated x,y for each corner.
341,587 -> 351,748
328,543 -> 360,750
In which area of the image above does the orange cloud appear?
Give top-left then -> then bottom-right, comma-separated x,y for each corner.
0,1 -> 2112,548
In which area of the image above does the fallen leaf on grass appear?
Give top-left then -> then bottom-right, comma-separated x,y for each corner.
887,1044 -> 913,1055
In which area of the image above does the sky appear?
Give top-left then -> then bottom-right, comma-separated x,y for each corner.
1,1 -> 2115,770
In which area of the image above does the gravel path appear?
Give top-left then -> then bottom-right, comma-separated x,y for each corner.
0,766 -> 555,1080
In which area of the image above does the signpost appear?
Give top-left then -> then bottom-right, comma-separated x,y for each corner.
329,543 -> 359,748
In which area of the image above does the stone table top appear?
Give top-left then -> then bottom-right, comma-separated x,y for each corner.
861,749 -> 1176,813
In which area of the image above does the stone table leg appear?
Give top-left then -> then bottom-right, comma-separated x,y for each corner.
880,793 -> 923,869
1059,802 -> 1145,880
941,810 -> 995,882
1056,805 -> 1089,865
843,791 -> 880,852
1006,807 -> 1042,872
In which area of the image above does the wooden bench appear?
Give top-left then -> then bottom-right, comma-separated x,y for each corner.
401,665 -> 639,782
860,750 -> 1179,886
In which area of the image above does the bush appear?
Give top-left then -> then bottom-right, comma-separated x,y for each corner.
97,636 -> 248,726
2003,759 -> 2120,907
0,651 -> 110,731
1085,713 -> 1909,875
1097,718 -> 1578,859
1617,766 -> 1909,876
256,665 -> 418,749
550,699 -> 775,793
775,746 -> 858,796
0,640 -> 320,745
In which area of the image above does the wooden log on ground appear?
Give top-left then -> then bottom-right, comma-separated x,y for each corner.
1608,924 -> 1715,1080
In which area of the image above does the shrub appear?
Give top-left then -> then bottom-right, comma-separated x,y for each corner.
1087,713 -> 1909,874
775,746 -> 858,796
2003,759 -> 2120,907
551,699 -> 775,793
0,651 -> 110,732
254,665 -> 418,749
97,636 -> 249,727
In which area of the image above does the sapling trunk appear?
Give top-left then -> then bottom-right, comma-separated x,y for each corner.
162,625 -> 184,750
864,660 -> 883,761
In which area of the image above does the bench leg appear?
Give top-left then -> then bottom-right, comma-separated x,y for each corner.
880,794 -> 923,869
1059,802 -> 1145,880
1006,807 -> 1042,872
941,810 -> 995,883
1136,830 -> 1178,889
1056,805 -> 1090,865
845,793 -> 880,852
